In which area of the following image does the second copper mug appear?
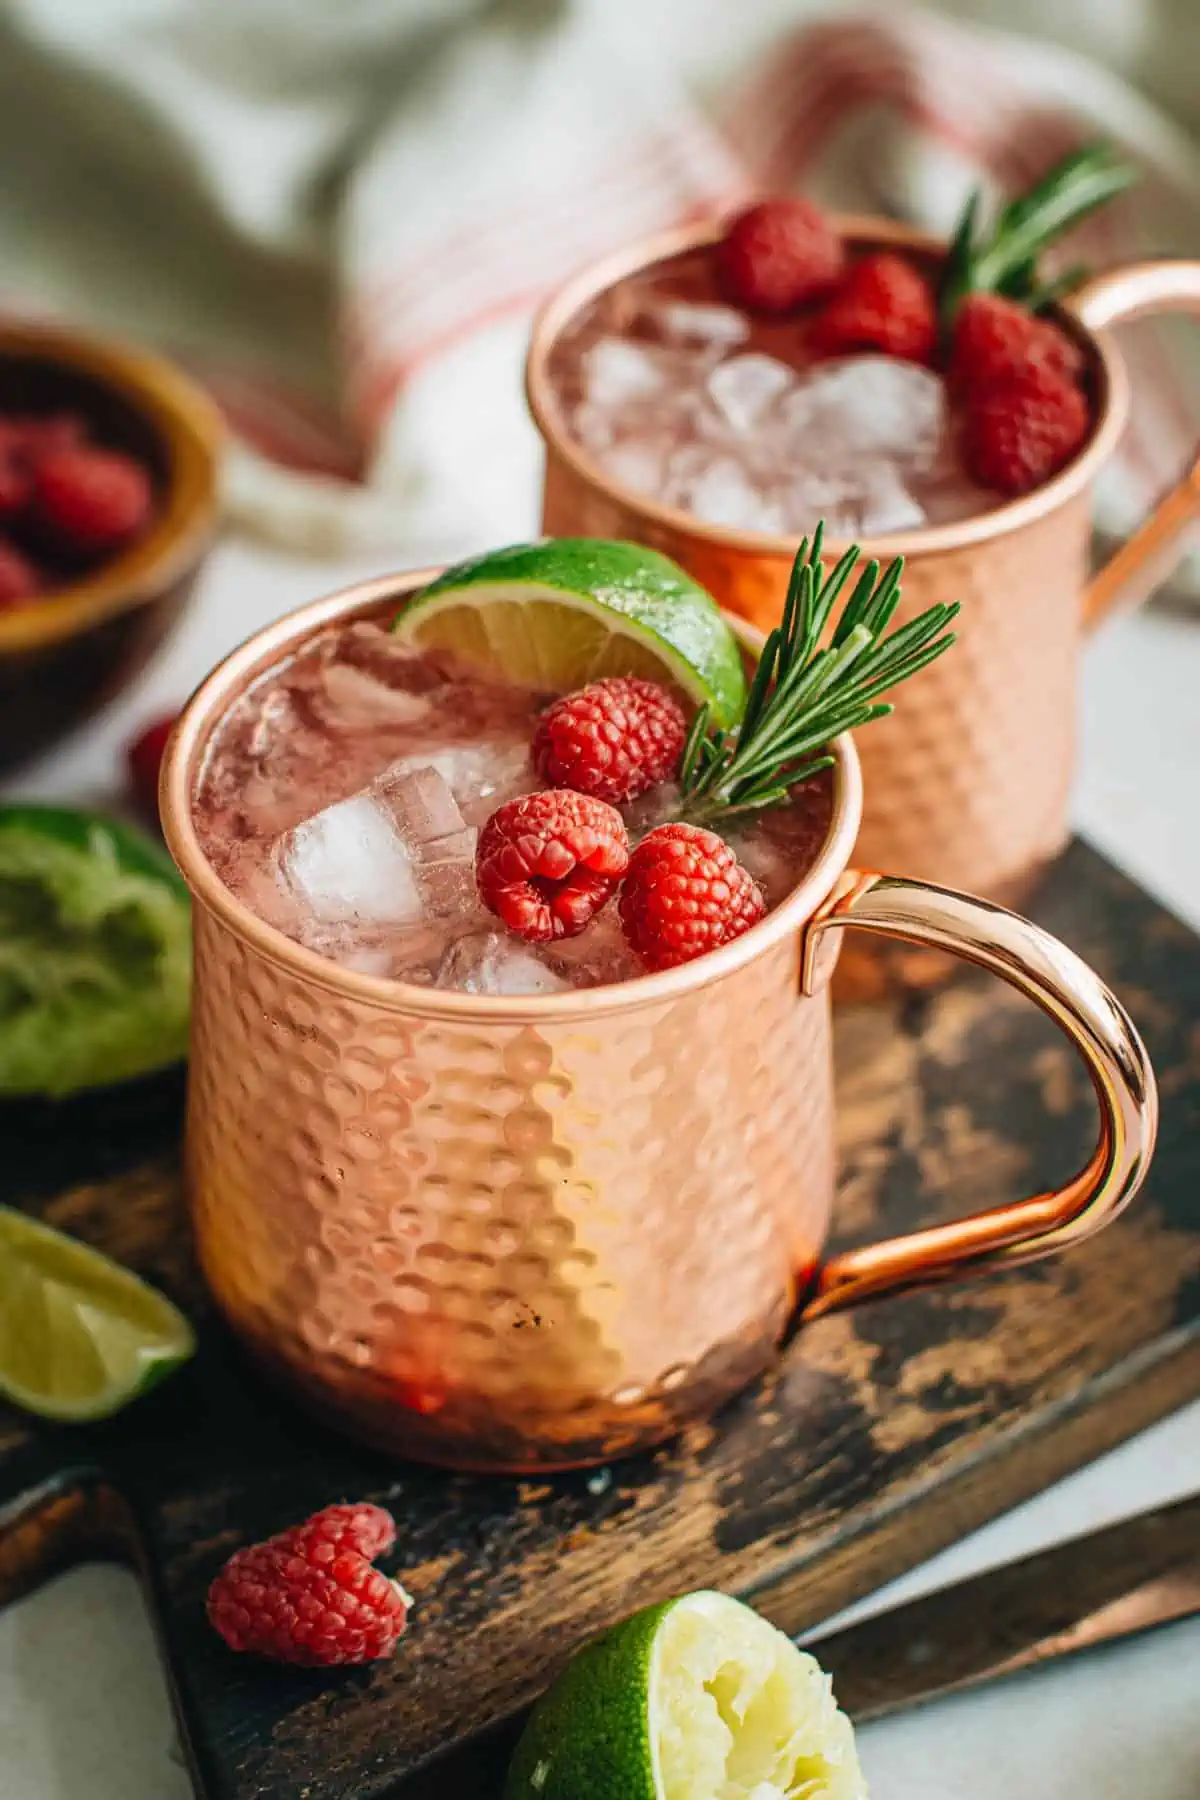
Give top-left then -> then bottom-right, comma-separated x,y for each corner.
527,220 -> 1200,985
161,571 -> 1157,1473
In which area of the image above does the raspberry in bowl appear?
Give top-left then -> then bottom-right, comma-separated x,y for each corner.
0,321 -> 220,771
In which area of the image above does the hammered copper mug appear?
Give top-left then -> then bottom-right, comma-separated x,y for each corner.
161,569 -> 1157,1473
526,221 -> 1200,991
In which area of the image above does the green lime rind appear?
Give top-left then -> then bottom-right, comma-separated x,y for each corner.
505,1597 -> 674,1800
0,804 -> 191,1099
0,1204 -> 195,1423
396,539 -> 748,728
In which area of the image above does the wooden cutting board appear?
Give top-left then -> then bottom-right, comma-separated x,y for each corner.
1,837 -> 1197,1800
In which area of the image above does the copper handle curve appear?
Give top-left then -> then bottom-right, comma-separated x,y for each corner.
799,871 -> 1158,1318
1066,259 -> 1200,629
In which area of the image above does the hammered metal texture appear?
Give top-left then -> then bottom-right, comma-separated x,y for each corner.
187,903 -> 836,1471
544,449 -> 1089,903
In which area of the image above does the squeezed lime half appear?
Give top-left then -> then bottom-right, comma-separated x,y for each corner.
505,1588 -> 866,1800
392,539 -> 748,728
0,805 -> 191,1097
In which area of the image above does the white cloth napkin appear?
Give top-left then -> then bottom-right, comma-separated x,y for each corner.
0,0 -> 1197,579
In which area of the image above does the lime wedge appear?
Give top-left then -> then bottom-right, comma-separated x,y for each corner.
505,1589 -> 866,1800
0,1206 -> 194,1422
0,805 -> 191,1098
393,540 -> 748,728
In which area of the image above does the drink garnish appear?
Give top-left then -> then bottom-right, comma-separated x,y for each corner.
938,141 -> 1139,327
678,525 -> 959,824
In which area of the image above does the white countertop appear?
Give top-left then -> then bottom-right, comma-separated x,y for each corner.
1,535 -> 1198,1798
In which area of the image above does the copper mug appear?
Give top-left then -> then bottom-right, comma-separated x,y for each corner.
161,571 -> 1157,1473
526,221 -> 1200,989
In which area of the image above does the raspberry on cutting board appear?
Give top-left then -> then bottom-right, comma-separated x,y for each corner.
716,197 -> 845,314
810,251 -> 937,364
206,1501 -> 411,1666
532,676 -> 687,805
961,364 -> 1090,496
619,823 -> 766,972
477,789 -> 630,942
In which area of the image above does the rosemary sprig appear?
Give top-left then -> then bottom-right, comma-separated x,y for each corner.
937,142 -> 1139,329
679,527 -> 959,826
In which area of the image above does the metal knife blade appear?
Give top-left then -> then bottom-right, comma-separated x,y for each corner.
802,1491 -> 1200,1723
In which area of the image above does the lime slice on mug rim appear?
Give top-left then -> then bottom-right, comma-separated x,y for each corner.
392,539 -> 748,728
0,1205 -> 195,1422
0,804 -> 191,1098
505,1588 -> 866,1800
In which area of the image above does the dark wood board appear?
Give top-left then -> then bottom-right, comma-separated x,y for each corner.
1,836 -> 1197,1800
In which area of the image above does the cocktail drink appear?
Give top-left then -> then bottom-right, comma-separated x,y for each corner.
164,538 -> 1157,1471
526,152 -> 1200,971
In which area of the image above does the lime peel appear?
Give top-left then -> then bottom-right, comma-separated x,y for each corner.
393,539 -> 748,729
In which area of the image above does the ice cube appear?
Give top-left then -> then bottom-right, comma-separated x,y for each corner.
373,765 -> 479,919
310,661 -> 433,731
857,462 -> 927,534
543,909 -> 642,987
667,445 -> 784,534
653,301 -> 749,349
598,436 -> 675,498
705,354 -> 795,435
581,337 -> 676,410
773,356 -> 947,472
278,793 -> 422,926
382,739 -> 534,826
437,931 -> 571,995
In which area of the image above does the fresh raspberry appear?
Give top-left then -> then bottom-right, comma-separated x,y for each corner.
32,445 -> 154,558
477,789 -> 629,942
949,293 -> 1083,394
810,253 -> 937,364
717,198 -> 845,314
0,412 -> 86,465
0,539 -> 41,608
532,677 -> 687,805
206,1501 -> 411,1667
962,364 -> 1090,496
126,711 -> 178,822
619,823 -> 766,971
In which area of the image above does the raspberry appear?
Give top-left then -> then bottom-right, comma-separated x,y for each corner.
0,539 -> 41,608
619,823 -> 766,971
950,293 -> 1083,394
532,677 -> 687,804
0,412 -> 86,465
206,1501 -> 410,1667
0,456 -> 31,521
32,445 -> 154,558
810,253 -> 937,364
717,198 -> 844,314
476,790 -> 629,943
126,712 -> 178,822
962,364 -> 1090,496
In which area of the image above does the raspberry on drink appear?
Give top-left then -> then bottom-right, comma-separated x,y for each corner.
962,365 -> 1090,496
532,676 -> 687,804
619,823 -> 767,971
476,789 -> 630,943
950,293 -> 1084,394
206,1501 -> 411,1666
809,252 -> 937,365
32,445 -> 154,558
716,197 -> 845,314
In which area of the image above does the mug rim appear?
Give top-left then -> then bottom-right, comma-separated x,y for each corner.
160,567 -> 864,1022
524,214 -> 1131,559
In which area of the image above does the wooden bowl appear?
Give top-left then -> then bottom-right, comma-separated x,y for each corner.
0,322 -> 222,771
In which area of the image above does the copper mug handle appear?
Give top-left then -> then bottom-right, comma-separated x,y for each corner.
1066,260 -> 1200,627
798,871 -> 1158,1319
